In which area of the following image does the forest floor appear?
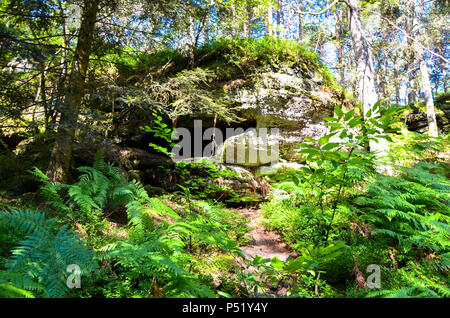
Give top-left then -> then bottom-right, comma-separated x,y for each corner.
236,207 -> 297,296
238,207 -> 295,262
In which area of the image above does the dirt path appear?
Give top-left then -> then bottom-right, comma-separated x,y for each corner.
238,207 -> 296,262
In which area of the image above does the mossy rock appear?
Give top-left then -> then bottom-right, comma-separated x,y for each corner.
144,185 -> 168,196
216,129 -> 280,167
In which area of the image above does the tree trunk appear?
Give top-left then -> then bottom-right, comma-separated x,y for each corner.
405,2 -> 416,104
285,2 -> 291,39
246,5 -> 253,38
408,72 -> 417,104
277,0 -> 282,38
347,0 -> 391,172
392,28 -> 400,104
188,13 -> 195,67
231,3 -> 237,37
336,6 -> 345,86
439,46 -> 447,93
348,0 -> 377,113
298,0 -> 302,43
211,114 -> 217,156
268,4 -> 273,36
40,63 -> 48,131
383,29 -> 391,101
204,5 -> 210,44
411,6 -> 438,137
418,52 -> 438,137
47,0 -> 100,183
146,23 -> 154,53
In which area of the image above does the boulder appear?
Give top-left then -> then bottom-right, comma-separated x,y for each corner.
405,94 -> 450,133
255,160 -> 306,175
230,68 -> 341,161
214,128 -> 279,167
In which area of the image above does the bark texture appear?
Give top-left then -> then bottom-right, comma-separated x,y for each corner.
47,0 -> 100,182
347,0 -> 391,172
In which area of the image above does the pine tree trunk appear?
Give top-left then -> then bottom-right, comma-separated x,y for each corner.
231,3 -> 237,37
410,3 -> 438,137
411,8 -> 438,137
47,0 -> 100,183
336,6 -> 345,86
383,29 -> 391,101
298,0 -> 302,43
439,46 -> 447,93
407,71 -> 417,104
247,5 -> 253,38
188,13 -> 195,66
347,0 -> 391,172
277,0 -> 282,38
418,51 -> 439,137
268,5 -> 273,36
406,2 -> 416,104
392,29 -> 400,104
146,24 -> 154,53
204,5 -> 210,44
348,0 -> 378,114
285,3 -> 291,39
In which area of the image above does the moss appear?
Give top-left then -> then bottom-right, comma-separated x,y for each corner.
195,253 -> 237,275
191,37 -> 333,87
144,184 -> 167,196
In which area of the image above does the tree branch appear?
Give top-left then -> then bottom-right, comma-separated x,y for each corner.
293,0 -> 341,16
366,8 -> 449,64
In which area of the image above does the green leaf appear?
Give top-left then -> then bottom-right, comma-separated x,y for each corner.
285,257 -> 306,272
339,131 -> 347,139
318,135 -> 329,146
297,142 -> 312,149
325,122 -> 343,129
375,135 -> 393,142
270,257 -> 285,270
373,100 -> 381,112
323,151 -> 341,161
331,160 -> 338,169
344,109 -> 355,121
334,106 -> 343,118
321,143 -> 340,151
218,291 -> 232,298
299,149 -> 321,157
348,117 -> 362,128
300,167 -> 313,175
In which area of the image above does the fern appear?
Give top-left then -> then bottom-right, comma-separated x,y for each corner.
356,163 -> 450,253
100,229 -> 215,297
31,149 -> 171,231
0,271 -> 44,297
351,162 -> 450,298
0,209 -> 98,298
367,261 -> 450,298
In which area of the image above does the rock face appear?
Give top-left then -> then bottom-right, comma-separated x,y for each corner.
215,128 -> 280,167
216,67 -> 343,164
405,93 -> 450,133
204,66 -> 345,201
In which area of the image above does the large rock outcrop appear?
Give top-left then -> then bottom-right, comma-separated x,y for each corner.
405,93 -> 450,133
215,66 -> 347,166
